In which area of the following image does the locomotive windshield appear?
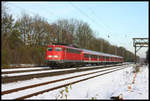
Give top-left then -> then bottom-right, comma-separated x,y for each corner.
47,47 -> 53,51
55,47 -> 61,51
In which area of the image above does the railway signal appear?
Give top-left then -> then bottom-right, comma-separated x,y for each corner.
132,38 -> 148,64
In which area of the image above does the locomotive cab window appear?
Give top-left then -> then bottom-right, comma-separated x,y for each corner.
55,47 -> 61,51
47,47 -> 53,51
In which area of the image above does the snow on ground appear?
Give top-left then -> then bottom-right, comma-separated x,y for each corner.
1,65 -> 107,77
2,65 -> 121,91
2,66 -> 82,77
2,64 -> 148,100
2,68 -> 122,99
27,64 -> 149,100
2,67 -> 49,72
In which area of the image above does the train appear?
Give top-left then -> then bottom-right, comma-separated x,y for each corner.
45,44 -> 123,68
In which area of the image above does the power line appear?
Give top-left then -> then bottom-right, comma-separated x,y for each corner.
86,5 -> 148,40
8,2 -> 112,38
7,3 -> 58,23
86,6 -> 112,34
69,3 -> 111,37
69,3 -> 115,39
69,3 -> 126,48
69,3 -> 97,23
9,3 -> 37,16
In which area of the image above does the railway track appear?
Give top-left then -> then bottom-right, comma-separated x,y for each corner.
2,67 -> 51,74
2,64 -> 123,84
2,64 -> 129,100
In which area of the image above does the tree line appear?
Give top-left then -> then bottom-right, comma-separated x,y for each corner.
2,3 -> 137,67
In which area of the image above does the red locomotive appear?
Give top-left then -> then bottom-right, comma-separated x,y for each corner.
45,44 -> 123,68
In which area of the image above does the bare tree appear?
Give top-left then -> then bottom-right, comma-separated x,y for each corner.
75,21 -> 94,48
16,13 -> 33,45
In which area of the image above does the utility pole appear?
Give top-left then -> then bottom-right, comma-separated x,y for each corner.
133,38 -> 148,64
101,39 -> 103,52
115,47 -> 117,55
57,27 -> 60,44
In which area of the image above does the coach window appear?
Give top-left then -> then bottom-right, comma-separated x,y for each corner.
93,55 -> 95,58
67,48 -> 69,52
84,54 -> 87,58
71,49 -> 73,53
71,49 -> 74,53
75,50 -> 79,54
67,48 -> 70,52
101,56 -> 102,59
72,49 -> 75,53
92,55 -> 94,58
77,50 -> 80,54
55,47 -> 61,51
75,50 -> 77,53
47,47 -> 53,51
108,57 -> 109,60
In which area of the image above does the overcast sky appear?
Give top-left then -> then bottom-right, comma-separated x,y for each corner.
4,1 -> 149,58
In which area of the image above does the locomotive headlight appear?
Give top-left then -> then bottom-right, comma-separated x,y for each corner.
48,55 -> 52,58
54,55 -> 58,58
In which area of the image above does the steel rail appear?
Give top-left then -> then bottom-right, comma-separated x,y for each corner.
2,68 -> 51,74
2,65 -> 123,95
15,67 -> 126,100
2,65 -> 128,100
2,64 -> 123,84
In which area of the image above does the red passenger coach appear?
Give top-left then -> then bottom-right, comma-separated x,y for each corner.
81,49 -> 123,65
45,44 -> 124,68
